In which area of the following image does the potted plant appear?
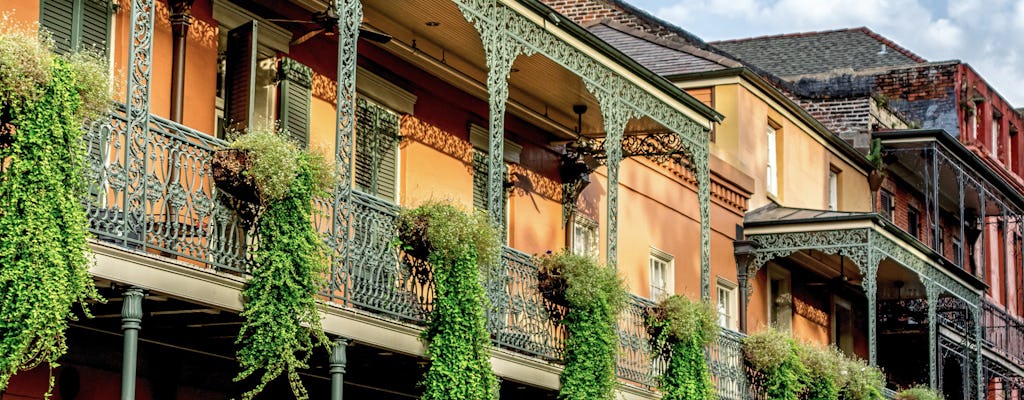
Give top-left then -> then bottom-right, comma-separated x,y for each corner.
895,385 -> 942,400
646,295 -> 719,400
866,138 -> 887,193
213,131 -> 336,400
536,250 -> 626,400
396,202 -> 500,400
0,21 -> 109,394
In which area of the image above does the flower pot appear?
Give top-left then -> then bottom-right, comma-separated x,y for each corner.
868,169 -> 885,192
397,213 -> 433,261
212,149 -> 260,204
537,266 -> 569,321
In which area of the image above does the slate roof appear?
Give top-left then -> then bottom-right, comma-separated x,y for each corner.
711,28 -> 925,79
588,22 -> 738,76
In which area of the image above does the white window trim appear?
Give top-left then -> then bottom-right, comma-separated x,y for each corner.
717,278 -> 738,330
766,124 -> 778,196
357,66 -> 417,115
827,168 -> 838,211
571,215 -> 599,258
649,247 -> 674,300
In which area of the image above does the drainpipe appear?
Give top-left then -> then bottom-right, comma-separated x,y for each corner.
330,338 -> 350,400
120,287 -> 145,400
169,0 -> 194,123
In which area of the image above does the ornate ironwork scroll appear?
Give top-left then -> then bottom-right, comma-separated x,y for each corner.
926,280 -> 940,390
333,0 -> 361,297
125,0 -> 156,248
451,0 -> 712,273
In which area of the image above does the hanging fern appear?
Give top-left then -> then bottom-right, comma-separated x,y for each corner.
398,202 -> 499,400
0,19 -> 107,393
647,295 -> 719,400
537,251 -> 627,400
228,132 -> 334,400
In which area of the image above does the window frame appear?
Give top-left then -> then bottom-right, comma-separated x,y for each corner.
880,189 -> 895,220
649,247 -> 674,300
766,122 -> 779,197
827,165 -> 839,211
907,207 -> 921,239
716,279 -> 738,330
571,214 -> 599,259
767,264 -> 792,331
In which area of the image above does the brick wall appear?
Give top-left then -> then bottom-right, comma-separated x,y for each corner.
877,175 -> 965,269
873,63 -> 960,135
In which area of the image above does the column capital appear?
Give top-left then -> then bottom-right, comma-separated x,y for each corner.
329,338 -> 350,374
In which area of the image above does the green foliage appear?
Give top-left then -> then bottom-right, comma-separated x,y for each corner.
227,130 -> 334,203
895,385 -> 942,400
0,16 -> 109,125
234,151 -> 331,400
839,356 -> 885,400
648,295 -> 719,400
538,251 -> 627,400
0,18 -> 105,393
866,138 -> 885,171
398,202 -> 498,400
799,344 -> 843,400
743,329 -> 808,400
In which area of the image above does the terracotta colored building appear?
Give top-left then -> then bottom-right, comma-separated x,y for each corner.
0,0 -> 754,399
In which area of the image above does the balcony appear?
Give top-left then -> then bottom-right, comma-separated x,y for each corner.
80,102 -> 751,396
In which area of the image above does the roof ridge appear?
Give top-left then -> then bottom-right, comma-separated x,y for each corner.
593,20 -> 744,68
711,26 -> 926,63
710,27 -> 866,44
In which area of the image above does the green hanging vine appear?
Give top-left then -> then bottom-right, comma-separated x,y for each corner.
397,202 -> 499,400
216,131 -> 335,400
646,295 -> 719,400
537,250 -> 627,400
743,329 -> 809,400
0,20 -> 108,392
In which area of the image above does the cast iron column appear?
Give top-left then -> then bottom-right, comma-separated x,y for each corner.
330,338 -> 350,400
733,237 -> 758,334
120,287 -> 144,400
168,0 -> 194,123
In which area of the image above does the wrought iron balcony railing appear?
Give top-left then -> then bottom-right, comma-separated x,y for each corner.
982,300 -> 1024,366
80,103 -> 752,393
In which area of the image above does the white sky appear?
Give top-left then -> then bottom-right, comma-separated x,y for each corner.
626,0 -> 1024,106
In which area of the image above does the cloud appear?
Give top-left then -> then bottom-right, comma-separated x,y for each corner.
643,0 -> 1024,105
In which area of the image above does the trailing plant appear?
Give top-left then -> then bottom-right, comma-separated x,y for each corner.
0,16 -> 107,392
225,130 -> 334,204
646,295 -> 719,400
866,138 -> 885,173
743,329 -> 809,400
838,356 -> 885,400
537,250 -> 627,400
397,201 -> 499,400
227,132 -> 335,400
798,343 -> 843,400
895,385 -> 942,400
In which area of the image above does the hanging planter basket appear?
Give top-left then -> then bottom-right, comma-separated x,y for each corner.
397,212 -> 433,261
211,148 -> 261,204
536,265 -> 569,321
644,304 -> 675,357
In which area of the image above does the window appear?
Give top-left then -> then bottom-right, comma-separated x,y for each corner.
649,249 -> 674,300
469,124 -> 521,235
354,98 -> 400,202
767,264 -> 792,331
40,0 -> 112,56
832,297 -> 855,356
1011,127 -> 1020,174
992,112 -> 1002,155
572,216 -> 598,258
827,166 -> 839,211
907,207 -> 920,239
953,237 -> 963,267
880,190 -> 895,220
933,223 -> 944,254
766,123 -> 779,196
717,280 -> 738,330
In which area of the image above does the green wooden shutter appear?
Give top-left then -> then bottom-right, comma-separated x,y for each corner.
224,21 -> 257,132
40,0 -> 110,55
277,57 -> 312,147
40,0 -> 76,54
80,0 -> 111,57
354,98 -> 400,202
472,151 -> 488,211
